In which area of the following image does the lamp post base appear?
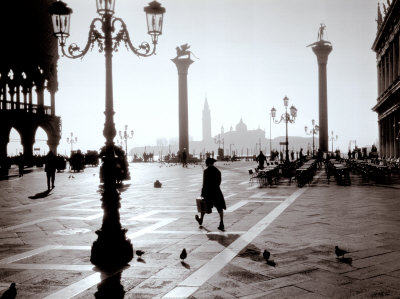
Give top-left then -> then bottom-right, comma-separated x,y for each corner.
90,227 -> 133,269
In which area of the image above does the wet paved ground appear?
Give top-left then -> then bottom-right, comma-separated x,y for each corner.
0,161 -> 399,298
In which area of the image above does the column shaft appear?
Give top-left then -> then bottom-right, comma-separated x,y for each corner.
172,57 -> 194,155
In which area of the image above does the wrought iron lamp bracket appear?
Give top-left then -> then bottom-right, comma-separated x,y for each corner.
59,18 -> 103,59
112,18 -> 155,57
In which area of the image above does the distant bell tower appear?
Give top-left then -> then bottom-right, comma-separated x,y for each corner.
202,97 -> 211,141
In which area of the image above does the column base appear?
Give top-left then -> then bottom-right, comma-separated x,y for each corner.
90,228 -> 133,270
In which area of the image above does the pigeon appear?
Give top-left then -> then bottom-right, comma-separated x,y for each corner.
180,248 -> 187,261
136,250 -> 145,257
335,246 -> 348,258
263,250 -> 270,262
1,282 -> 17,299
154,180 -> 162,188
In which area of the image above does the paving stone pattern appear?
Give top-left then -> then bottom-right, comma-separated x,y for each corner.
0,161 -> 399,298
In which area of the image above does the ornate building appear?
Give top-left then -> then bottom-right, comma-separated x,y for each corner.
372,0 -> 400,158
216,118 -> 266,156
0,0 -> 61,174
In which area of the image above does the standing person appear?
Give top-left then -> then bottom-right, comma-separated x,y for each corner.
256,151 -> 266,169
195,157 -> 226,231
182,148 -> 187,167
18,153 -> 24,177
45,151 -> 57,190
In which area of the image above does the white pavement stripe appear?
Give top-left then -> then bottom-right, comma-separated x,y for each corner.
162,178 -> 181,182
0,218 -> 50,232
246,185 -> 259,190
56,199 -> 97,209
149,230 -> 245,235
163,187 -> 309,298
60,245 -> 91,250
127,218 -> 178,239
0,245 -> 61,264
226,200 -> 283,212
0,263 -> 93,271
43,272 -> 101,299
0,213 -> 103,232
11,201 -> 57,210
249,192 -> 266,198
224,193 -> 237,199
239,181 -> 249,185
225,201 -> 247,212
128,210 -> 160,221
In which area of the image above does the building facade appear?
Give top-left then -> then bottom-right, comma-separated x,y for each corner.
372,0 -> 400,158
0,0 -> 61,174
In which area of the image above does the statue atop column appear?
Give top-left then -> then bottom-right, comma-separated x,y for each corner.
308,23 -> 331,47
174,43 -> 199,60
318,23 -> 326,41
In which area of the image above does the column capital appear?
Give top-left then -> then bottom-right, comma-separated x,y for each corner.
312,43 -> 333,64
171,57 -> 194,75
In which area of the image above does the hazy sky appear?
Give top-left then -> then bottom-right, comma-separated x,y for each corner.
10,0 -> 380,155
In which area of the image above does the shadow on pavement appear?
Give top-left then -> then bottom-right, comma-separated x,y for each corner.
94,265 -> 131,299
28,190 -> 51,199
181,261 -> 191,269
207,234 -> 240,247
337,257 -> 353,265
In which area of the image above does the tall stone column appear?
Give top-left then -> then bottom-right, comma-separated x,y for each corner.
311,39 -> 332,153
172,54 -> 194,155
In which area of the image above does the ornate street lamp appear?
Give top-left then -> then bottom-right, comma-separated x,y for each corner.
271,96 -> 297,163
304,119 -> 319,156
119,125 -> 134,157
330,131 -> 338,153
49,0 -> 165,269
66,132 -> 77,153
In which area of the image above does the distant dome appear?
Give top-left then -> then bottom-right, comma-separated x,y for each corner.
236,118 -> 247,132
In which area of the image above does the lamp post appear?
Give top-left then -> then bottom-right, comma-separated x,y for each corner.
66,132 -> 77,153
49,0 -> 165,269
330,131 -> 338,153
269,111 -> 272,158
271,96 -> 297,163
119,125 -> 134,157
304,119 -> 319,156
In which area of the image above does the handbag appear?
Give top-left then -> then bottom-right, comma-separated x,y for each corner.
196,197 -> 207,213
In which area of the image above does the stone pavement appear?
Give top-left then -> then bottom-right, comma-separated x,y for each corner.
0,161 -> 399,298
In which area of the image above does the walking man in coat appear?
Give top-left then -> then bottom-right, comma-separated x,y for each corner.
45,151 -> 57,190
195,157 -> 226,231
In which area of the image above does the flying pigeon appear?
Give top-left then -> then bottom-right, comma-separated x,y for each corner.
335,246 -> 348,258
1,283 -> 17,299
180,248 -> 187,261
136,250 -> 145,257
263,250 -> 270,262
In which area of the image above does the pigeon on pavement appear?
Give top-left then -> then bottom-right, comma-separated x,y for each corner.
180,248 -> 187,261
335,246 -> 348,258
1,283 -> 17,299
136,250 -> 145,257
